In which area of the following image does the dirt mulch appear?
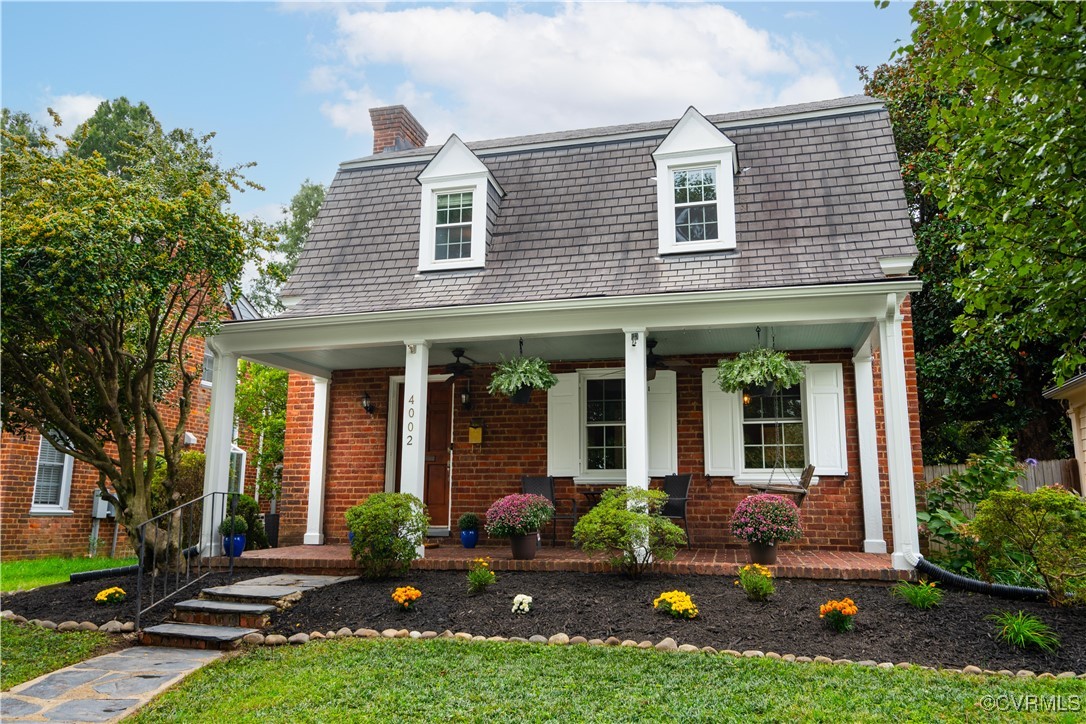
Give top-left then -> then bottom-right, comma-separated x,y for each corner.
4,568 -> 1084,673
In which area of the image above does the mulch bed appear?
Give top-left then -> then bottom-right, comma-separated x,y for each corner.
4,567 -> 1084,673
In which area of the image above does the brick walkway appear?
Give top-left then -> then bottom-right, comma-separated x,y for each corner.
225,544 -> 911,581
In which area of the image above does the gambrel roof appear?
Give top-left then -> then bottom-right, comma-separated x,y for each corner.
280,95 -> 915,319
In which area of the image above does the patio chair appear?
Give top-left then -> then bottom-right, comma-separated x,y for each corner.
747,464 -> 816,506
521,476 -> 578,545
661,473 -> 693,546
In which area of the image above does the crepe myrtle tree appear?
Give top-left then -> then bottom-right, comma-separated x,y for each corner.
0,108 -> 275,553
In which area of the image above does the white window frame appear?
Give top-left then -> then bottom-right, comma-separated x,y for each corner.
578,369 -> 627,484
656,151 -> 736,255
738,385 -> 807,477
31,432 -> 75,515
419,178 -> 487,271
228,444 -> 247,495
201,350 -> 214,388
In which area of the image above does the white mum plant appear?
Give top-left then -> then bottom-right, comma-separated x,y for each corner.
511,594 -> 532,614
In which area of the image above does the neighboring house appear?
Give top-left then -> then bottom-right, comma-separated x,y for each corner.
1045,372 -> 1086,494
0,295 -> 260,560
203,97 -> 924,570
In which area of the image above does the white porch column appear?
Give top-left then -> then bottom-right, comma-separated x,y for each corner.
877,295 -> 920,569
624,329 -> 649,489
201,348 -> 238,555
853,340 -> 887,554
303,376 -> 331,545
400,341 -> 430,557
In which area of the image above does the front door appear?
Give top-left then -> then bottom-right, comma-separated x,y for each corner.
395,381 -> 453,527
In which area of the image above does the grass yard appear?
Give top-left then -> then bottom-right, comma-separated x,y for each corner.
133,639 -> 1085,723
0,556 -> 137,592
0,620 -> 118,691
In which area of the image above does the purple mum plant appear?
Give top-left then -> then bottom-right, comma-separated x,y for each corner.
730,494 -> 802,546
485,493 -> 555,538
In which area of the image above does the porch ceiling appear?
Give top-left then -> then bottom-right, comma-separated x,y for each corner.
242,322 -> 872,373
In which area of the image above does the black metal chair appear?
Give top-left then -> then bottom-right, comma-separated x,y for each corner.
661,473 -> 693,545
521,476 -> 578,545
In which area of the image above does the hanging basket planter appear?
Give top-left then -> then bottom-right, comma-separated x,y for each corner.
716,347 -> 804,394
488,339 -> 557,402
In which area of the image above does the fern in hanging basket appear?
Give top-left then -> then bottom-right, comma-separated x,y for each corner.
487,356 -> 559,398
716,348 -> 805,393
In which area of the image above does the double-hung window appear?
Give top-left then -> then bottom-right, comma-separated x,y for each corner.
201,351 -> 214,387
742,387 -> 805,470
434,192 -> 473,261
32,432 -> 74,514
673,168 -> 718,243
585,378 -> 626,473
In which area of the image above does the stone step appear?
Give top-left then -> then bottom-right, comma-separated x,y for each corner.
200,585 -> 302,607
172,600 -> 276,629
140,623 -> 258,651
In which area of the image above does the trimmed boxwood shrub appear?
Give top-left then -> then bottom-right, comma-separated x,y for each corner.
345,492 -> 430,579
232,494 -> 269,550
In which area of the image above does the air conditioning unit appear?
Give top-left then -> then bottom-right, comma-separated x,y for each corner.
91,490 -> 115,519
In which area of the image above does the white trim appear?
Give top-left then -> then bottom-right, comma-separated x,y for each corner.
419,180 -> 488,272
339,101 -> 887,170
304,376 -> 331,545
30,432 -> 75,514
624,329 -> 649,489
201,349 -> 239,555
733,473 -> 821,487
853,341 -> 887,555
577,368 -> 628,484
878,256 -> 916,277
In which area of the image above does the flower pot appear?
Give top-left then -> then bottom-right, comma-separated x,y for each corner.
222,534 -> 246,558
460,529 -> 479,548
510,532 -> 538,560
264,513 -> 280,548
511,386 -> 533,404
748,542 -> 777,565
348,531 -> 355,545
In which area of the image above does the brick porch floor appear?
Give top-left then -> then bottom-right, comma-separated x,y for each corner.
223,544 -> 912,581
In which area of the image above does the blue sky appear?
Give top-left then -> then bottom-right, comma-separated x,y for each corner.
2,1 -> 915,222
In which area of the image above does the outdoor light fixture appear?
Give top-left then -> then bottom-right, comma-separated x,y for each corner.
362,391 -> 377,415
460,382 -> 472,410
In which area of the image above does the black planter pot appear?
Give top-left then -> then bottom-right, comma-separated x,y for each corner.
748,382 -> 776,398
264,513 -> 280,548
511,386 -> 533,404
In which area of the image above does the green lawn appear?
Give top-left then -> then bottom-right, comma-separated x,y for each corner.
133,639 -> 1086,723
0,620 -> 117,691
0,556 -> 137,592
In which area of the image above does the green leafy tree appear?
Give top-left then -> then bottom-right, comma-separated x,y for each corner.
248,179 -> 326,314
69,97 -> 160,175
863,2 -> 1070,461
1,108 -> 48,152
234,360 -> 288,502
1,105 -> 274,551
908,1 -> 1086,384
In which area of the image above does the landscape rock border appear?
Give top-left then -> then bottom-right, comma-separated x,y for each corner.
4,609 -> 1083,680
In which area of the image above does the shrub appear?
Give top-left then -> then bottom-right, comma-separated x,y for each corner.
819,597 -> 857,632
457,512 -> 481,531
735,564 -> 775,602
653,590 -> 699,619
988,611 -> 1060,652
391,586 -> 422,611
485,494 -> 554,538
466,557 -> 496,594
345,493 -> 430,579
891,580 -> 944,610
94,586 -> 126,605
971,486 -> 1086,605
231,494 -> 269,550
150,450 -> 206,516
217,515 -> 248,537
572,487 -> 687,577
916,437 -> 1021,575
730,494 -> 802,546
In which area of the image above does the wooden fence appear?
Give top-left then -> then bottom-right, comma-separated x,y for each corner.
922,459 -> 1078,493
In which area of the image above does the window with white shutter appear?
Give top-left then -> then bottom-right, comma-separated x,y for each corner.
31,432 -> 74,513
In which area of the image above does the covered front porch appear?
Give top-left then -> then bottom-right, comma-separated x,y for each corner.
200,281 -> 922,570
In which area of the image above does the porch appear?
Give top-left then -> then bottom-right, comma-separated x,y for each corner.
220,544 -> 912,582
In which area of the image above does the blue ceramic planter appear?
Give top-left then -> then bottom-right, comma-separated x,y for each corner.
222,534 -> 246,558
460,529 -> 479,548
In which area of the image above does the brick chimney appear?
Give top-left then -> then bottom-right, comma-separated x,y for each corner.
369,105 -> 428,154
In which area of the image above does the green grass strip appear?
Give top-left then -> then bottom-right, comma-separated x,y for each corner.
0,556 -> 137,592
132,639 -> 1085,723
0,620 -> 115,691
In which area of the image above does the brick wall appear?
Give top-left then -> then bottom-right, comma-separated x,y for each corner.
279,319 -> 924,553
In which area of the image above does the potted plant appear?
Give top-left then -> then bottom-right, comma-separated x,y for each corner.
218,515 -> 248,558
730,493 -> 802,565
485,493 -> 555,560
488,355 -> 558,403
458,512 -> 481,549
716,348 -> 805,397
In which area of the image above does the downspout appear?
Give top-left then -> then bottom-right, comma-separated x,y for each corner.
906,552 -> 1048,602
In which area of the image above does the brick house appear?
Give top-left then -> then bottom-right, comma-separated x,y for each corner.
0,296 -> 260,560
202,96 -> 924,570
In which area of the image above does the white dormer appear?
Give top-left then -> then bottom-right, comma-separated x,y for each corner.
653,107 -> 738,255
417,135 -> 504,272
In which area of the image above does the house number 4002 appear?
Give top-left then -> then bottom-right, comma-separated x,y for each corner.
405,395 -> 415,446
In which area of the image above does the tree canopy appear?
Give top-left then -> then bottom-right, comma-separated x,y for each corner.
1,102 -> 274,542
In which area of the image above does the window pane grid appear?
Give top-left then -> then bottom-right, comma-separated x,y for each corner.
435,192 -> 473,260
673,168 -> 718,243
586,378 -> 626,471
33,434 -> 67,506
742,387 -> 805,470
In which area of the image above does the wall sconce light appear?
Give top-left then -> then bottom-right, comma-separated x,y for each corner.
362,390 -> 377,415
460,382 -> 472,410
742,393 -> 752,406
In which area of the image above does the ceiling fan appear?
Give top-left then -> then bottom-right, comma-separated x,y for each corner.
444,348 -> 478,382
646,338 -> 696,380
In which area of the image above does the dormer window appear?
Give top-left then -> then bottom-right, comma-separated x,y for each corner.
418,135 -> 504,272
653,107 -> 738,255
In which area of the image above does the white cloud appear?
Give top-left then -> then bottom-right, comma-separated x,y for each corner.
312,2 -> 846,145
40,93 -> 105,137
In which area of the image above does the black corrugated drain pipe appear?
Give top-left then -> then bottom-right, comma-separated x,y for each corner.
906,552 -> 1048,602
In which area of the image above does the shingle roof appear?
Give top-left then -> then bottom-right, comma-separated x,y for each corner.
280,96 -> 915,318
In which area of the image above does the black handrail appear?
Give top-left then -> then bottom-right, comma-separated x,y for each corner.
134,491 -> 239,630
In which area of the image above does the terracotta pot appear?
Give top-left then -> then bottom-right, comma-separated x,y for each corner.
510,532 -> 538,560
748,542 -> 777,565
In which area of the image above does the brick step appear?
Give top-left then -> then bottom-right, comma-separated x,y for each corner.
172,599 -> 276,629
200,584 -> 302,607
140,623 -> 258,650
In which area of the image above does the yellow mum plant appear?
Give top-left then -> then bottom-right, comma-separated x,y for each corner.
95,586 -> 126,605
653,590 -> 699,620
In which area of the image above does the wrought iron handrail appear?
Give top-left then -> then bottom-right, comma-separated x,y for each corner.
134,491 -> 239,630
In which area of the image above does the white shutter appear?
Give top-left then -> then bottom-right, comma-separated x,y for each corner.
805,362 -> 848,475
547,373 -> 580,476
647,370 -> 678,476
702,368 -> 741,476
